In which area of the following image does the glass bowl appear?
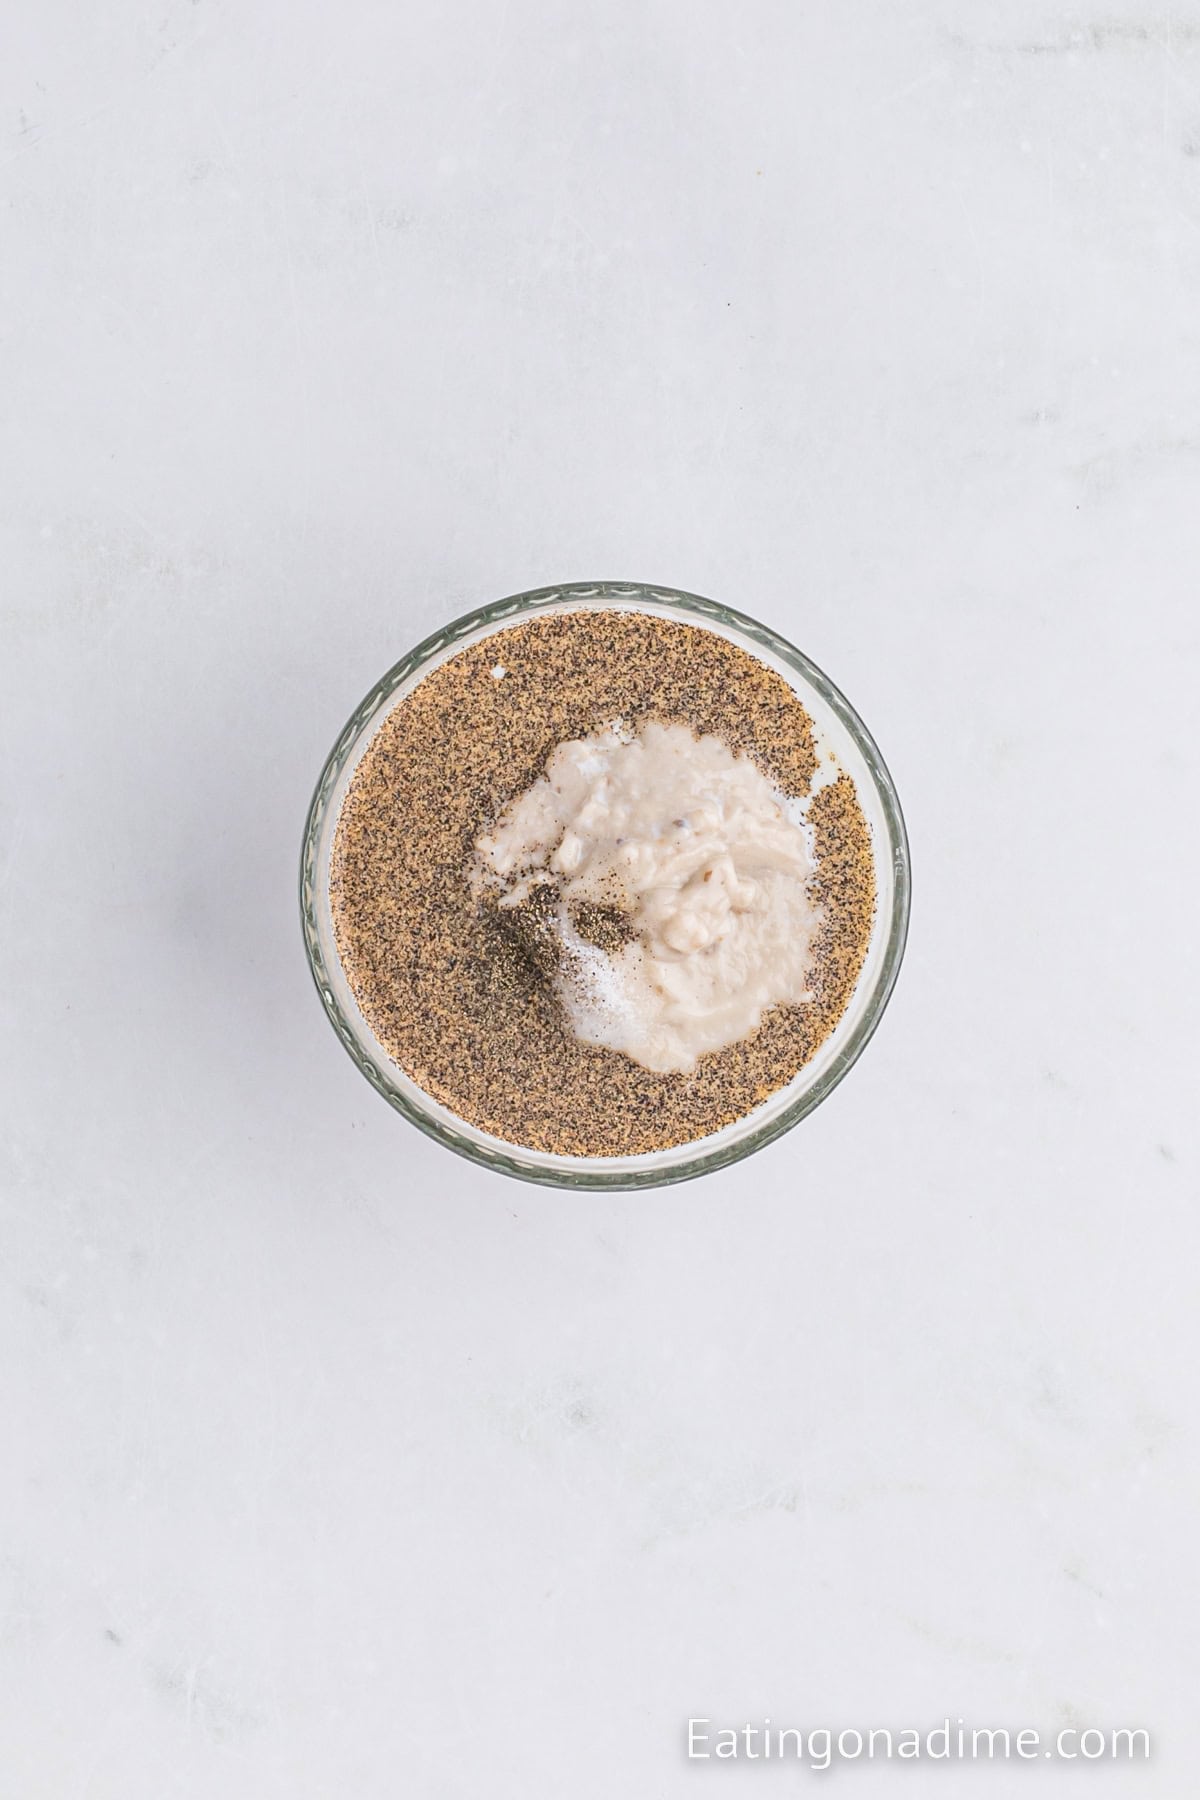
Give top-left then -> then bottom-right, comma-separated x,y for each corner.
300,581 -> 910,1189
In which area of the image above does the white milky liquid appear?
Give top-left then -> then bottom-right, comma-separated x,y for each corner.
471,720 -> 822,1074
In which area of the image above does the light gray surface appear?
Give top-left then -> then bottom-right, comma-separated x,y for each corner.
3,2 -> 1198,1793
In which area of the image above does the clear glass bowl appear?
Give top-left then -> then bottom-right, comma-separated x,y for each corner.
300,581 -> 910,1189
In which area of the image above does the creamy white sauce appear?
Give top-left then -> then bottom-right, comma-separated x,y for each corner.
471,720 -> 822,1074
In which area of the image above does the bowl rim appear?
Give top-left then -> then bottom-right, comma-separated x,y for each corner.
300,580 -> 911,1190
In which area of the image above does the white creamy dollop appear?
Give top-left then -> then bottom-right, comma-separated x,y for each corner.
471,720 -> 821,1074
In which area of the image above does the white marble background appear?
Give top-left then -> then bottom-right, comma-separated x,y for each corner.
3,1 -> 1199,1793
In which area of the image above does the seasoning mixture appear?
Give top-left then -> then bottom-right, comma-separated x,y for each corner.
329,610 -> 875,1156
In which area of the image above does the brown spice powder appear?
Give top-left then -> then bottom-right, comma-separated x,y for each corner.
329,611 -> 875,1156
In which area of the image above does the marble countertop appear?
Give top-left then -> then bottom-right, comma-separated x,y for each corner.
3,1 -> 1198,1793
